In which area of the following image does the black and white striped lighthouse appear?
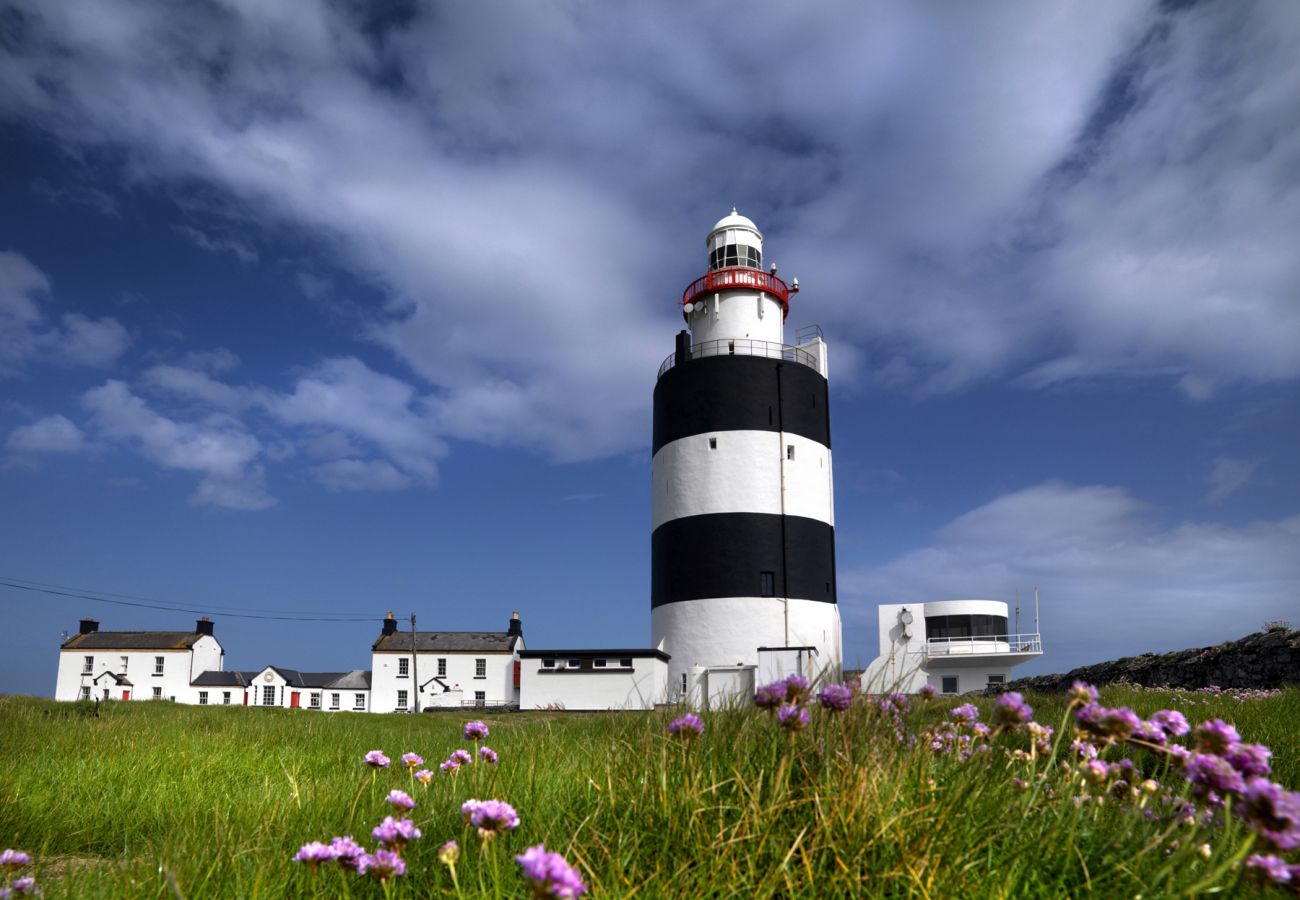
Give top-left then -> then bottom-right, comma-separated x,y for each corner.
651,210 -> 841,692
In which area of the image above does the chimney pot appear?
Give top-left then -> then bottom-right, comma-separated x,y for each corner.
79,618 -> 99,635
195,617 -> 214,636
382,613 -> 398,637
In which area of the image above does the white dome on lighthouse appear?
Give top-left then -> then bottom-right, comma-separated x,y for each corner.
706,208 -> 764,271
709,208 -> 762,240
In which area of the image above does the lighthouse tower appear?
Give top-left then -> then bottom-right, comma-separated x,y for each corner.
651,210 -> 842,697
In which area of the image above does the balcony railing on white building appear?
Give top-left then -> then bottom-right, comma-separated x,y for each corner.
924,633 -> 1043,657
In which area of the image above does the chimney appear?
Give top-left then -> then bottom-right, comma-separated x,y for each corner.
382,611 -> 398,636
79,618 -> 99,635
507,611 -> 523,638
195,617 -> 214,636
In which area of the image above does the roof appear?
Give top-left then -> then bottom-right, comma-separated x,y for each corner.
92,671 -> 132,686
324,669 -> 372,690
190,669 -> 371,689
520,648 -> 670,661
372,631 -> 518,653
191,671 -> 256,687
62,631 -> 217,651
709,207 -> 761,239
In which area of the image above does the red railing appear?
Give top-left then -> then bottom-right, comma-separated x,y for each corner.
681,267 -> 794,320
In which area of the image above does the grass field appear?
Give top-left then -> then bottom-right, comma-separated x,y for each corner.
1,684 -> 1297,897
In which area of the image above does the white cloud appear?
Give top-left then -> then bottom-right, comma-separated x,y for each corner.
81,379 -> 273,509
313,458 -> 412,492
840,482 -> 1300,671
6,414 -> 87,454
1205,457 -> 1262,505
0,250 -> 130,377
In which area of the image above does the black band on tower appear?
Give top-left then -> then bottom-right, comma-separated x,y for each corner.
653,355 -> 830,455
651,513 -> 837,608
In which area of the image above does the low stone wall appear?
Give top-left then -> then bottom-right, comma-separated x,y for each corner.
996,627 -> 1300,694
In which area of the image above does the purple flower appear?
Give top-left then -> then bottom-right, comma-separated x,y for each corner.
950,704 -> 980,727
372,816 -> 422,849
357,849 -> 406,881
516,844 -> 588,898
414,768 -> 434,785
441,749 -> 473,773
463,720 -> 490,741
1238,778 -> 1300,851
1184,753 -> 1246,800
461,799 -> 483,825
400,752 -> 423,769
479,746 -> 500,764
1244,853 -> 1293,885
1068,681 -> 1098,706
1082,760 -> 1109,786
777,704 -> 810,732
992,692 -> 1032,728
469,799 -> 521,839
386,790 -> 416,812
438,840 -> 460,865
292,841 -> 335,869
0,850 -> 31,873
783,674 -> 811,703
1132,721 -> 1167,745
329,836 -> 365,871
817,683 -> 853,712
1149,709 -> 1190,738
668,713 -> 704,738
1224,743 -> 1272,778
8,878 -> 39,898
1076,704 -> 1140,740
363,750 -> 391,768
754,682 -> 785,710
1193,719 -> 1240,755
880,693 -> 910,715
918,683 -> 938,701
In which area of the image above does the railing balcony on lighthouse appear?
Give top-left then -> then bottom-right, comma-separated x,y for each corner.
923,633 -> 1044,658
657,337 -> 820,380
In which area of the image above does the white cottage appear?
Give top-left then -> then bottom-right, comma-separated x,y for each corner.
56,617 -> 224,702
369,612 -> 524,712
518,648 -> 671,711
205,666 -> 373,711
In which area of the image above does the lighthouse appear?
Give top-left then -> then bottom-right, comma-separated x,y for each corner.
651,210 -> 842,698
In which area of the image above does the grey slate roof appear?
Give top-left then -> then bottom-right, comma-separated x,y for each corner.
91,671 -> 133,686
372,631 -> 517,653
520,648 -> 670,661
191,671 -> 256,687
325,669 -> 372,690
61,631 -> 213,651
190,669 -> 371,689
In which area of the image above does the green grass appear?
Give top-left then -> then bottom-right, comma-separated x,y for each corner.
1,686 -> 1296,898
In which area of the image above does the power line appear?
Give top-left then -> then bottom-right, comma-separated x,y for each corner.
0,577 -> 378,623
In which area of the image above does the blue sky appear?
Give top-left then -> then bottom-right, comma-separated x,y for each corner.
1,1 -> 1297,696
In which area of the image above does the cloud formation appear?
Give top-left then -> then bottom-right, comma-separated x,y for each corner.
0,0 -> 1294,471
6,414 -> 86,454
841,482 -> 1300,671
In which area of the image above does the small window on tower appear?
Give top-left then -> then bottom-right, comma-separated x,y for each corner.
760,571 -> 775,597
787,445 -> 795,461
708,437 -> 717,450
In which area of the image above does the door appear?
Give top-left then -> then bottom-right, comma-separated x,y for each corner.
122,690 -> 130,701
290,691 -> 300,708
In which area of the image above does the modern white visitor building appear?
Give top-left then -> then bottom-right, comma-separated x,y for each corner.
651,209 -> 842,705
862,599 -> 1043,695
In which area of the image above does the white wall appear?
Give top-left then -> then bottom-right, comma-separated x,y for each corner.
371,649 -> 520,713
519,659 -> 669,711
687,288 -> 785,345
653,597 -> 842,699
56,636 -> 222,703
652,431 -> 834,529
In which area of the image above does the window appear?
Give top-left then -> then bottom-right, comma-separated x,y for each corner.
474,691 -> 485,707
619,658 -> 633,668
594,659 -> 607,668
568,659 -> 582,669
354,693 -> 365,710
680,673 -> 687,694
262,686 -> 275,706
787,444 -> 795,460
987,674 -> 1006,686
79,686 -> 91,700
925,615 -> 1008,640
199,691 -> 208,705
398,658 -> 409,677
708,437 -> 717,450
760,571 -> 775,597
941,677 -> 958,695
475,659 -> 486,678
154,656 -> 164,675
82,655 -> 93,675
542,659 -> 555,669
152,687 -> 162,699
330,693 -> 339,709
437,658 -> 447,677
222,691 -> 231,705
310,692 -> 320,708
120,656 -> 128,674
102,688 -> 110,700
396,690 -> 408,711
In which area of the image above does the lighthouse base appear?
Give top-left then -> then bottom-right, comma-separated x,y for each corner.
652,597 -> 842,700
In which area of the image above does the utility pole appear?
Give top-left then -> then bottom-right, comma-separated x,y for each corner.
410,612 -> 419,714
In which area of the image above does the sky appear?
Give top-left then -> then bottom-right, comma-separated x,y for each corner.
1,0 -> 1297,697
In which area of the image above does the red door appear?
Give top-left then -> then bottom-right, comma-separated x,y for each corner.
243,691 -> 249,706
122,690 -> 130,701
290,691 -> 300,708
